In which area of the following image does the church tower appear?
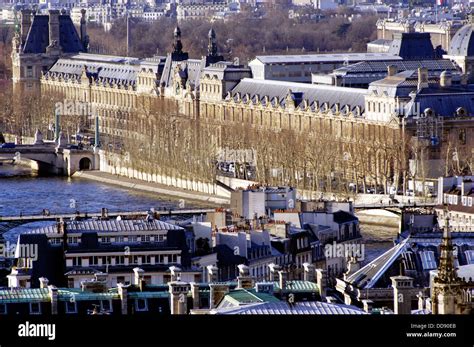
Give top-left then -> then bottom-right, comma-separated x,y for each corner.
171,26 -> 188,61
205,28 -> 224,66
431,213 -> 463,314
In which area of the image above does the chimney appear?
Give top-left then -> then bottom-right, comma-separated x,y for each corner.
362,299 -> 374,313
440,70 -> 452,88
387,65 -> 398,77
417,291 -> 425,310
168,281 -> 190,315
80,9 -> 88,52
206,265 -> 218,283
20,9 -> 32,45
48,285 -> 58,315
316,268 -> 328,300
133,267 -> 145,291
47,10 -> 60,53
417,67 -> 428,90
278,270 -> 288,291
169,266 -> 181,282
117,283 -> 129,315
237,264 -> 254,289
209,283 -> 229,309
391,275 -> 414,314
268,263 -> 281,282
190,282 -> 200,309
39,277 -> 49,288
303,263 -> 316,282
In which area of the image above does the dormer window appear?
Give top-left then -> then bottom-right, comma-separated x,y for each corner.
65,300 -> 77,314
135,299 -> 148,312
29,302 -> 41,315
0,304 -> 7,315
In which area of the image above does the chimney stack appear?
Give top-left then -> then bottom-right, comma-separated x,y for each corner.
209,283 -> 229,309
391,275 -> 414,314
80,9 -> 88,52
190,282 -> 200,309
268,263 -> 281,282
206,265 -> 218,283
39,277 -> 49,288
117,283 -> 129,315
169,266 -> 181,282
48,285 -> 58,315
316,268 -> 328,300
168,281 -> 190,315
387,65 -> 398,77
417,67 -> 428,90
440,70 -> 452,88
237,264 -> 254,289
362,299 -> 374,313
133,267 -> 145,291
278,270 -> 288,291
303,263 -> 316,282
47,10 -> 61,54
20,9 -> 32,45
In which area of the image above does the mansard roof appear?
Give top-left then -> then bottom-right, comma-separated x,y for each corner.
44,53 -> 164,86
229,78 -> 367,114
23,14 -> 84,54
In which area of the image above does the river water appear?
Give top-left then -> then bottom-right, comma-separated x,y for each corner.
0,164 -> 397,263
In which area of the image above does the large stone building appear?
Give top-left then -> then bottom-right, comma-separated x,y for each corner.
10,9 -> 474,194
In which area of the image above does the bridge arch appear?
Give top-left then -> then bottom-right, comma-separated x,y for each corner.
79,157 -> 92,171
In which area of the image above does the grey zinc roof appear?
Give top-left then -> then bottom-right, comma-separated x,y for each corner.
45,53 -> 161,85
253,53 -> 401,65
334,59 -> 459,75
345,238 -> 409,289
26,219 -> 183,235
230,78 -> 367,112
214,301 -> 367,314
448,23 -> 474,56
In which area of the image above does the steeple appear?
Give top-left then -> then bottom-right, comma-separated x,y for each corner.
208,28 -> 217,57
204,27 -> 223,66
80,9 -> 89,53
436,211 -> 458,283
173,26 -> 183,55
171,26 -> 188,61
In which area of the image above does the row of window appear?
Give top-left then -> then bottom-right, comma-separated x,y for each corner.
50,234 -> 167,245
69,254 -> 179,267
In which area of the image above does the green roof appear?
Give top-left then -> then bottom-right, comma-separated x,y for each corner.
0,288 -> 49,303
273,280 -> 319,293
224,289 -> 281,305
57,288 -> 119,301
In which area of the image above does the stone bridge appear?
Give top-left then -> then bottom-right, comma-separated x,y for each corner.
0,139 -> 98,176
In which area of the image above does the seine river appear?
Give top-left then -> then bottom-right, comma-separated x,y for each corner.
0,164 -> 396,263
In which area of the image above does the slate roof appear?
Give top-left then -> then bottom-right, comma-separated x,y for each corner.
345,238 -> 409,289
253,53 -> 401,65
333,210 -> 359,224
334,59 -> 459,75
45,53 -> 164,86
0,288 -> 49,303
388,32 -> 435,60
229,78 -> 367,113
213,300 -> 367,314
23,15 -> 84,54
26,218 -> 183,235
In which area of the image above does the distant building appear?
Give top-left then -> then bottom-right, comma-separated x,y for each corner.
437,176 -> 474,232
248,53 -> 402,83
